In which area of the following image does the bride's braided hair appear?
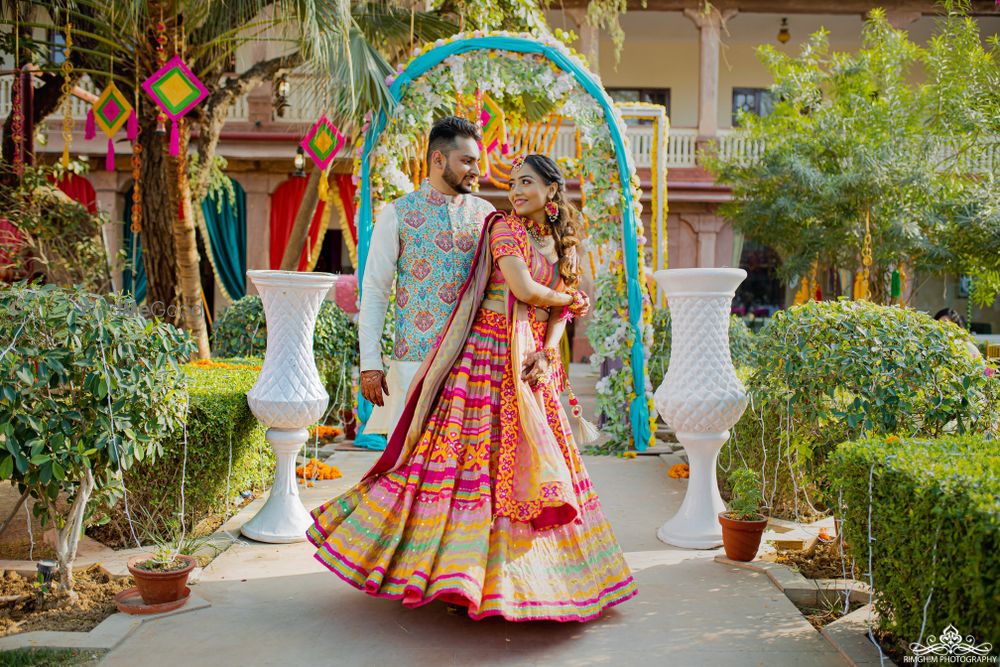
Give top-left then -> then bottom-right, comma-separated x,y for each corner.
521,154 -> 582,289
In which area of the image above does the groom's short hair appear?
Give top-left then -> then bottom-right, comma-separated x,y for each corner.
427,116 -> 481,162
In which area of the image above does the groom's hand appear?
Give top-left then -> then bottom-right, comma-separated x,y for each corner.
361,370 -> 389,407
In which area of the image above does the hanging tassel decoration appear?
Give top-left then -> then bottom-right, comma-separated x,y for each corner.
126,109 -> 138,141
85,109 -> 96,140
567,383 -> 601,446
106,137 -> 115,171
890,268 -> 902,305
317,169 -> 329,201
169,120 -> 180,156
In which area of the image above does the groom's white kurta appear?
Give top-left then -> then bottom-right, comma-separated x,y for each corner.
359,183 -> 494,436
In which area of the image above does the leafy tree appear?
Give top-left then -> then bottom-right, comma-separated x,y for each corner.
706,3 -> 1000,306
0,284 -> 194,593
1,0 -> 456,358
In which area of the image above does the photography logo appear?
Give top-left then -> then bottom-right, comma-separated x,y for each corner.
905,624 -> 996,664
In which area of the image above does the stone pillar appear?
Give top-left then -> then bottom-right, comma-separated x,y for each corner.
566,7 -> 600,75
683,6 -> 738,144
89,171 -> 123,292
243,173 -> 274,296
680,213 -> 730,269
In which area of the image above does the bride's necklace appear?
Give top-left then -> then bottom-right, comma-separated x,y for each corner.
515,213 -> 552,243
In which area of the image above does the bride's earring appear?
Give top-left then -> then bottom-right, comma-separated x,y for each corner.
545,200 -> 559,224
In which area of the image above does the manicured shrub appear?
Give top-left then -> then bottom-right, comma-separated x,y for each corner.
0,284 -> 193,589
827,435 -> 999,648
649,309 -> 755,389
722,299 -> 998,519
93,360 -> 273,546
211,295 -> 357,423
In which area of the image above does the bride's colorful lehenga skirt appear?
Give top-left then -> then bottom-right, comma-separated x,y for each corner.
307,308 -> 637,622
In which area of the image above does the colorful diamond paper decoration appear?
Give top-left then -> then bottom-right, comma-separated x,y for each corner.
141,55 -> 208,121
93,82 -> 133,138
300,115 -> 345,170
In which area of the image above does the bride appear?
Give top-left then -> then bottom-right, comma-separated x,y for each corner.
308,154 -> 637,622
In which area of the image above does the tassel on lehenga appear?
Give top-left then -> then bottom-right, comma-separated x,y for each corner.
566,380 -> 600,446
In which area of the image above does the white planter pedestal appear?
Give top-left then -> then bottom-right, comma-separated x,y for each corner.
653,268 -> 748,550
240,428 -> 313,543
656,432 -> 730,548
242,270 -> 335,544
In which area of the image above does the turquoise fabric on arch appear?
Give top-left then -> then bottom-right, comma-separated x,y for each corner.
121,178 -> 247,304
355,35 -> 652,451
201,179 -> 247,302
122,189 -> 147,303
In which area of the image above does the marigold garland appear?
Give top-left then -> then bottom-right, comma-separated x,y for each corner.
668,463 -> 690,479
296,458 -> 342,486
187,359 -> 262,371
308,425 -> 344,440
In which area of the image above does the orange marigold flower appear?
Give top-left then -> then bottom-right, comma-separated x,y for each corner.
668,463 -> 690,479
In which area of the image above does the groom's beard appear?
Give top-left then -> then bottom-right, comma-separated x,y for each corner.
442,163 -> 474,194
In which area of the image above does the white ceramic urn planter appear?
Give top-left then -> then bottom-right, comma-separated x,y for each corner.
653,268 -> 749,549
241,270 -> 336,543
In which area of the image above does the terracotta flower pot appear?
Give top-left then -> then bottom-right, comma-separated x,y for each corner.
127,554 -> 196,605
718,512 -> 768,562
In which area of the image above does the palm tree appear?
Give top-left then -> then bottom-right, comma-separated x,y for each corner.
2,0 -> 455,357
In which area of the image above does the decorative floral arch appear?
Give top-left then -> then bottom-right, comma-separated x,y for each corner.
355,31 -> 655,451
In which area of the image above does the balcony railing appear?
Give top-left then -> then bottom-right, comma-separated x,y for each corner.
6,73 -> 996,174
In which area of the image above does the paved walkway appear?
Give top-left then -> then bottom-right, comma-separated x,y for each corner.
99,453 -> 846,667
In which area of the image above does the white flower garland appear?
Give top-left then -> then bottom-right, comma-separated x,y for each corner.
357,31 -> 654,451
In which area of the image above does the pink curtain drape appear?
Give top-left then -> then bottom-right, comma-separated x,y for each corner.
269,177 -> 326,271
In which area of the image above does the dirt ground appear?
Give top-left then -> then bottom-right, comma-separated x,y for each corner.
0,484 -> 54,561
0,566 -> 133,637
775,537 -> 861,580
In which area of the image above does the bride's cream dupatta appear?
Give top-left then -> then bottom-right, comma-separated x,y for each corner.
363,212 -> 579,530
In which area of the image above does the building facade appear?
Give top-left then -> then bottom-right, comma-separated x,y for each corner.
5,0 -> 1000,347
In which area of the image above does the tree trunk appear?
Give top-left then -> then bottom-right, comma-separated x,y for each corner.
139,114 -> 182,315
174,123 -> 211,359
55,469 -> 94,595
0,489 -> 29,540
279,167 -> 323,271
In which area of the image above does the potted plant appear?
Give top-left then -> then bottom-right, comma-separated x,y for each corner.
127,546 -> 197,607
719,468 -> 768,562
125,515 -> 213,607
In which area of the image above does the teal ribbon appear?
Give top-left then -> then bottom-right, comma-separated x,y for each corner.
123,178 -> 248,307
201,179 -> 247,302
356,35 -> 651,450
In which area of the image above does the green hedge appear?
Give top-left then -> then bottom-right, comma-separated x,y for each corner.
211,295 -> 357,424
827,435 -> 999,648
720,300 -> 998,519
94,360 -> 273,545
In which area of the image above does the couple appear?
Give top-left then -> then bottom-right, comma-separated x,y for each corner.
307,116 -> 637,622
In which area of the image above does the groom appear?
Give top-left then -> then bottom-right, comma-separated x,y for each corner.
358,116 -> 495,443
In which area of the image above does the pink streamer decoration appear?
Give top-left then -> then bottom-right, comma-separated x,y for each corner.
85,109 -> 96,140
169,121 -> 180,156
106,138 -> 115,171
126,110 -> 138,142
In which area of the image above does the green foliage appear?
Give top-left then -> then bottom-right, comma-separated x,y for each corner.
723,299 -> 999,519
649,309 -> 755,389
95,361 -> 272,546
211,295 -> 358,423
0,283 -> 194,528
705,5 -> 1000,305
0,164 -> 110,292
584,266 -> 638,454
827,435 -> 999,647
0,648 -> 104,667
726,468 -> 764,521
